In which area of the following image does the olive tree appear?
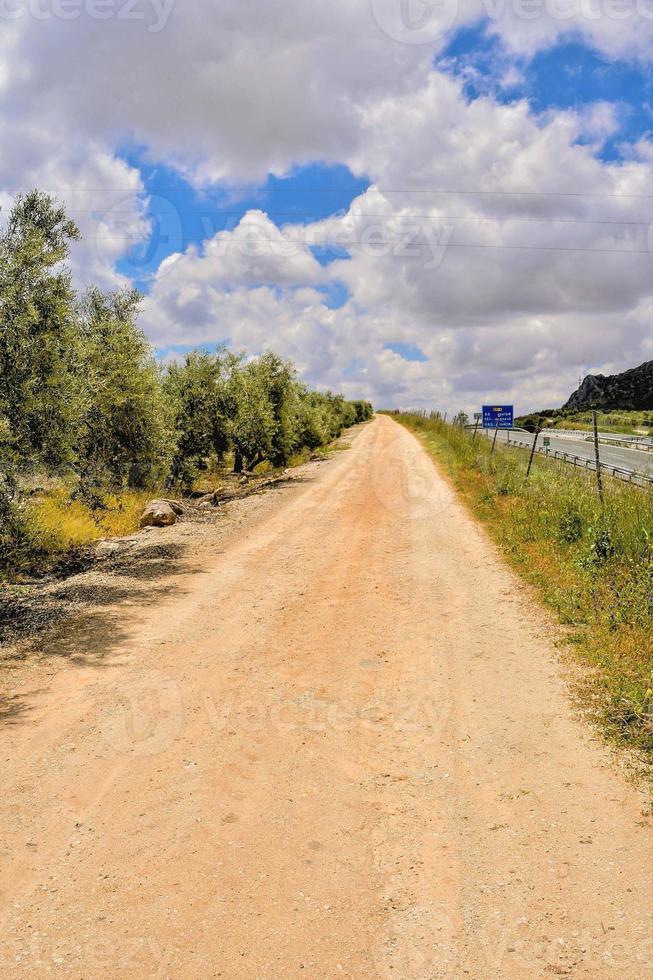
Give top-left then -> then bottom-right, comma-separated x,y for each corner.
163,349 -> 232,489
76,287 -> 174,497
224,356 -> 277,472
0,191 -> 82,478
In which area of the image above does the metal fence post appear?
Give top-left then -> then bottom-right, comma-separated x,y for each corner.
491,424 -> 500,455
526,428 -> 540,478
592,410 -> 604,505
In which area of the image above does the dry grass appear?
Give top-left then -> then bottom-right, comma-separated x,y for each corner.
26,486 -> 152,563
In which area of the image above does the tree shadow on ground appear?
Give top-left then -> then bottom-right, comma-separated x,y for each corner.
0,478 -> 306,727
0,690 -> 37,725
0,541 -> 201,669
264,475 -> 316,492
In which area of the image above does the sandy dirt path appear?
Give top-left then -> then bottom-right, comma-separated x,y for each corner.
1,414 -> 653,979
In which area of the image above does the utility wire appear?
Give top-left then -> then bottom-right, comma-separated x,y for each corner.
73,211 -> 653,227
93,236 -> 653,255
11,186 -> 653,200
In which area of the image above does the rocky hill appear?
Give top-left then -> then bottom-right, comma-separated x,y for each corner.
563,361 -> 653,411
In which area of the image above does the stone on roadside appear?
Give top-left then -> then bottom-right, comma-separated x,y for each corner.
95,540 -> 127,559
140,500 -> 178,528
161,499 -> 184,515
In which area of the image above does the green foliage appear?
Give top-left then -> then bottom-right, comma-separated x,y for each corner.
225,356 -> 279,473
584,526 -> 615,567
245,352 -> 300,469
164,349 -> 231,489
76,288 -> 175,497
295,390 -> 331,450
0,191 -> 373,577
519,414 -> 541,433
352,400 -> 374,424
0,190 -> 82,476
557,508 -> 584,544
516,408 -> 653,436
0,477 -> 39,575
223,355 -> 369,473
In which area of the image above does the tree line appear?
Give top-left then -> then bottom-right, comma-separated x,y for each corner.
0,191 -> 372,568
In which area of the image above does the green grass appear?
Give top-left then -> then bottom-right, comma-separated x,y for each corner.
395,413 -> 653,769
517,409 -> 653,436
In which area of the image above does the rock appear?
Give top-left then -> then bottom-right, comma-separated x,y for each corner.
161,498 -> 184,516
95,537 -> 141,559
563,359 -> 653,411
139,500 -> 178,528
212,488 -> 236,504
95,540 -> 126,560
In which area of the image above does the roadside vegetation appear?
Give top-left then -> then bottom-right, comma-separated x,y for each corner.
393,412 -> 653,768
0,191 -> 372,579
516,408 -> 653,436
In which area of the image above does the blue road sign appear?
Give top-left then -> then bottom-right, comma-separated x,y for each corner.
482,405 -> 514,429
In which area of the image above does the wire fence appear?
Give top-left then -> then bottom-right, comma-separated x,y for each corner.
386,412 -> 653,492
479,430 -> 653,490
552,429 -> 653,452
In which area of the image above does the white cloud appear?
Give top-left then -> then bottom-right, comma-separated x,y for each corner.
1,1 -> 434,184
483,0 -> 653,60
4,1 -> 653,411
4,1 -> 652,192
0,116 -> 146,288
139,62 -> 653,412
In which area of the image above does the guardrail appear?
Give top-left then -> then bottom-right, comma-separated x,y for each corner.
481,430 -> 653,489
542,429 -> 653,452
541,447 -> 653,488
595,435 -> 653,453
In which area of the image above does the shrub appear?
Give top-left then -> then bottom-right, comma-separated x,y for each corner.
76,288 -> 175,496
0,190 -> 83,475
557,508 -> 584,544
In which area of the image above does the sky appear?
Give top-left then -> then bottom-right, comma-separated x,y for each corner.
3,1 -> 653,413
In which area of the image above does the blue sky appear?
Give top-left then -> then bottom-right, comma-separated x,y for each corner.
117,154 -> 366,330
116,153 -> 369,286
442,26 -> 653,159
4,3 -> 653,412
125,30 -> 653,286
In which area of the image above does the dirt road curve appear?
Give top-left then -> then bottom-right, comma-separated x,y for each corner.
2,414 -> 653,978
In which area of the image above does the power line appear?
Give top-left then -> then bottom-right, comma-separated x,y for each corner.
85,210 -> 653,227
8,186 -> 653,200
93,236 -> 653,255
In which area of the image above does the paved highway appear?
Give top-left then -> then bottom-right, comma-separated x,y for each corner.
479,427 -> 653,478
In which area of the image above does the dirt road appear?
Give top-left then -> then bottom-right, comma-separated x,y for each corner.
2,414 -> 653,978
